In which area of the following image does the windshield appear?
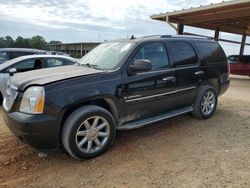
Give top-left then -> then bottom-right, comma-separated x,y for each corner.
79,42 -> 133,70
0,51 -> 7,62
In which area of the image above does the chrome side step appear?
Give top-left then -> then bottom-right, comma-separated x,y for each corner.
117,106 -> 193,130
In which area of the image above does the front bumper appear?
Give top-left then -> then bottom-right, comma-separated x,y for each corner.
3,110 -> 60,152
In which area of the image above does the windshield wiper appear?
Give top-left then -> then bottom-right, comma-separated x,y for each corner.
81,63 -> 100,69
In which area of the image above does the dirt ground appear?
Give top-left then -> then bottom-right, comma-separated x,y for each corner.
0,75 -> 249,188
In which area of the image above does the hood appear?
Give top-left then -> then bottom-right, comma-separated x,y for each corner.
11,65 -> 103,91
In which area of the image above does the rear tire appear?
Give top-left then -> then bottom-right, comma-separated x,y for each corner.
192,86 -> 217,119
62,105 -> 116,160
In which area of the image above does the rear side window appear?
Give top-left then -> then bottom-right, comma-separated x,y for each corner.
171,41 -> 197,67
46,58 -> 75,67
195,41 -> 226,64
46,58 -> 64,67
133,42 -> 169,70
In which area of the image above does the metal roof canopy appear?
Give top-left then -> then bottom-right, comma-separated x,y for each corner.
150,0 -> 250,56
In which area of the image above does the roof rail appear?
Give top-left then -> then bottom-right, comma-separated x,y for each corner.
141,34 -> 212,40
141,35 -> 165,38
168,34 -> 213,40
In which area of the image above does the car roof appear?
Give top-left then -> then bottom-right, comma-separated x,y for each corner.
0,48 -> 46,53
0,54 -> 77,71
108,35 -> 214,44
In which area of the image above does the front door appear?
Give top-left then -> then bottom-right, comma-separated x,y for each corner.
120,42 -> 177,122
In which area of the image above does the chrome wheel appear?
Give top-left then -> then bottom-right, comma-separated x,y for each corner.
75,116 -> 110,154
201,91 -> 215,115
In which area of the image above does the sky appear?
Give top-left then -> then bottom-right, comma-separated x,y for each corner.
0,0 -> 249,55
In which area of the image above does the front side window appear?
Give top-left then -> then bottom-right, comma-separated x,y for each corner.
228,56 -> 238,64
171,41 -> 197,67
133,42 -> 169,70
12,58 -> 43,72
79,42 -> 134,70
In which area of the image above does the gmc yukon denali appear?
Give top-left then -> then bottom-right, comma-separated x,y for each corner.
3,35 -> 230,160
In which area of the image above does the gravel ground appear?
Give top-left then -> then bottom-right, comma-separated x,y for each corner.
0,76 -> 249,188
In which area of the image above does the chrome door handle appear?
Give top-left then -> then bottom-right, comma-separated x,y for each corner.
194,71 -> 204,75
162,76 -> 176,82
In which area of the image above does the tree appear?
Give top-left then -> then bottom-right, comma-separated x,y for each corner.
5,36 -> 14,47
0,36 -> 14,48
49,40 -> 62,45
13,36 -> 26,48
29,36 -> 47,50
0,35 -> 61,50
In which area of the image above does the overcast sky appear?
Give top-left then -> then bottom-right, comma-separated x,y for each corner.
0,0 -> 249,55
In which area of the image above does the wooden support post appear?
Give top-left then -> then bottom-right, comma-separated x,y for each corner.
177,23 -> 184,35
239,33 -> 246,56
214,29 -> 220,41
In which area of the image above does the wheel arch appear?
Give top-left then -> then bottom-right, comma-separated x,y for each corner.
60,97 -> 119,135
202,78 -> 219,94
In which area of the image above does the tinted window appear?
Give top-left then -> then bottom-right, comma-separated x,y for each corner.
9,52 -> 33,60
171,41 -> 197,67
12,58 -> 43,72
195,41 -> 226,64
134,43 -> 169,70
240,56 -> 250,64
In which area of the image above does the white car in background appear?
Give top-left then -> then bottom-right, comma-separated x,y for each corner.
0,55 -> 78,103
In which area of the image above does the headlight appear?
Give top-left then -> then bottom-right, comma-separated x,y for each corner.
20,86 -> 45,114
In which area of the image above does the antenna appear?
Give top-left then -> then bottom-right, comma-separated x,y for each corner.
130,35 -> 136,40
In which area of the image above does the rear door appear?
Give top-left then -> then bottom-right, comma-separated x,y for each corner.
120,41 -> 177,121
169,40 -> 202,107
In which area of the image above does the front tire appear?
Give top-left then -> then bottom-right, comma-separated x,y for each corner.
62,105 -> 116,160
192,86 -> 217,119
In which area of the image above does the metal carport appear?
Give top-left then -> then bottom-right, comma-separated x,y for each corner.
150,0 -> 250,56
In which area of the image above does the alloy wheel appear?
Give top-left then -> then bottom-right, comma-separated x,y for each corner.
201,91 -> 216,115
75,116 -> 110,154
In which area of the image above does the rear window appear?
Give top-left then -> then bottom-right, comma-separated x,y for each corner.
195,41 -> 226,64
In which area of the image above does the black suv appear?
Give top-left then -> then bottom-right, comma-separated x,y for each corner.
3,35 -> 230,160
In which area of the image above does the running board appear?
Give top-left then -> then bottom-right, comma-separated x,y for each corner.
117,106 -> 193,130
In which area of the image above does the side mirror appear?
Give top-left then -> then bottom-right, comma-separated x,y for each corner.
129,59 -> 152,74
9,68 -> 17,76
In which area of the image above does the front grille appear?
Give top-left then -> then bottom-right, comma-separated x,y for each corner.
3,83 -> 18,111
